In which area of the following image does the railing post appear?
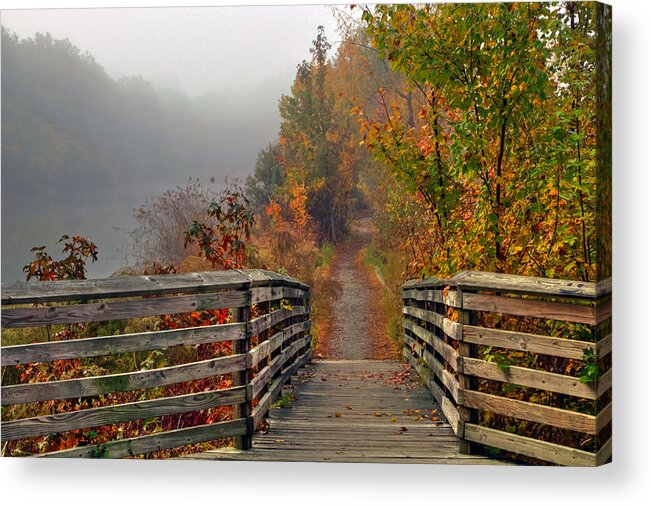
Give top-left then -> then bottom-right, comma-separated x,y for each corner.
232,288 -> 252,450
456,291 -> 479,455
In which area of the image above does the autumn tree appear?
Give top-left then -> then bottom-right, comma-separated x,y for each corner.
248,25 -> 397,245
358,2 -> 600,281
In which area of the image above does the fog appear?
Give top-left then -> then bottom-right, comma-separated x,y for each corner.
0,5 -> 340,281
2,6 -> 339,96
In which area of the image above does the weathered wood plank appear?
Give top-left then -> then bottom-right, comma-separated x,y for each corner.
2,354 -> 245,406
402,288 -> 444,304
248,321 -> 311,368
462,358 -> 598,399
250,306 -> 307,336
450,271 -> 600,299
403,320 -> 459,370
252,348 -> 312,429
423,350 -> 460,402
1,386 -> 246,442
404,335 -> 460,402
443,319 -> 463,341
185,450 -> 509,464
596,437 -> 612,466
251,442 -> 460,454
444,289 -> 462,308
456,305 -> 477,455
402,288 -> 462,308
190,359 -> 512,465
253,342 -> 294,397
404,306 -> 462,339
596,334 -> 612,358
597,368 -> 612,398
462,325 -> 596,360
250,286 -> 309,305
441,397 -> 460,435
251,336 -> 310,398
464,423 -> 597,466
2,291 -> 247,328
254,439 -> 456,447
263,421 -> 446,432
1,269 -> 309,306
595,278 -> 611,299
596,298 -> 612,324
462,292 -> 596,324
463,390 -> 599,434
41,418 -> 247,458
403,305 -> 444,328
403,348 -> 445,405
595,403 -> 612,433
1,323 -> 245,366
231,303 -> 251,450
261,425 -> 448,436
247,269 -> 309,291
402,277 -> 441,290
403,349 -> 459,431
1,271 -> 252,305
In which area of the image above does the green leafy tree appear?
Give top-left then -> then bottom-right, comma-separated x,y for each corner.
359,2 -> 600,281
245,142 -> 284,210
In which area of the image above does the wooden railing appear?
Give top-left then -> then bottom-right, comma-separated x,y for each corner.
1,269 -> 311,458
402,271 -> 612,466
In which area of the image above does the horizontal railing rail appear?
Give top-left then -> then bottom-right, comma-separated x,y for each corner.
402,270 -> 612,466
1,269 -> 311,458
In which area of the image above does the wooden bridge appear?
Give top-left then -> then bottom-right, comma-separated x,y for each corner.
1,269 -> 611,465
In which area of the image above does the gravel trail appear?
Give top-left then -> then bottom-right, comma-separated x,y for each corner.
324,214 -> 399,360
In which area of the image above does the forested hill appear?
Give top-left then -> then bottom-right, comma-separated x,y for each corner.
1,28 -> 281,281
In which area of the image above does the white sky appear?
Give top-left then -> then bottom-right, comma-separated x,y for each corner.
0,4 -> 341,96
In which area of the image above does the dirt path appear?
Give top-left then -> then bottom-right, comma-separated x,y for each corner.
317,213 -> 400,361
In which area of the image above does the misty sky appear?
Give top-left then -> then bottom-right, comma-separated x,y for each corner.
0,5 -> 345,280
1,5 -> 340,96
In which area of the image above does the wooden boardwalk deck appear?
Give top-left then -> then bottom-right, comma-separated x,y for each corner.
186,360 -> 511,464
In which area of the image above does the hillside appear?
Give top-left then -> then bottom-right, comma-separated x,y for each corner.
1,28 -> 280,280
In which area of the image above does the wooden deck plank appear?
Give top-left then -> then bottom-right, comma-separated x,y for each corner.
185,447 -> 509,464
184,360 -> 510,465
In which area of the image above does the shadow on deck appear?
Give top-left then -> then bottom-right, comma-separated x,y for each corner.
186,360 -> 512,464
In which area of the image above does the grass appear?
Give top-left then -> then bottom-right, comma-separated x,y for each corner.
316,243 -> 335,268
272,390 -> 294,409
362,243 -> 404,349
362,243 -> 386,272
